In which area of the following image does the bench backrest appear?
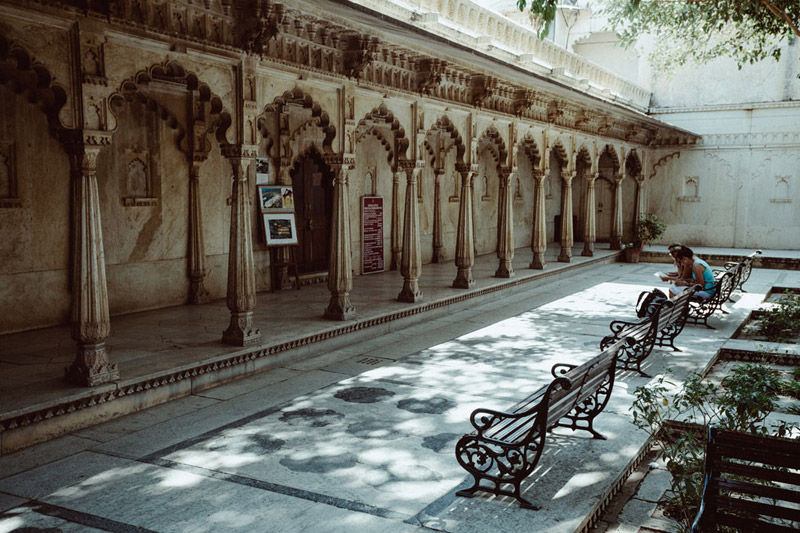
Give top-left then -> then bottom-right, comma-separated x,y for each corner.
692,427 -> 800,532
657,286 -> 694,328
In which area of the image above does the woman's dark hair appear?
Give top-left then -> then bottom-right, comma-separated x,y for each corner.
676,246 -> 694,259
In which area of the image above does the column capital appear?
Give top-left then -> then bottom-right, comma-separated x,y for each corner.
221,143 -> 258,160
59,129 -> 113,152
324,152 -> 355,169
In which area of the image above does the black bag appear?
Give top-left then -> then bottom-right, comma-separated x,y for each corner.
636,288 -> 668,318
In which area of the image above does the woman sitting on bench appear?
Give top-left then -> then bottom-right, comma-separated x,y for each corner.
670,246 -> 716,299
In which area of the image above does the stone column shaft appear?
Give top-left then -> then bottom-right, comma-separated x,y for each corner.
188,162 -> 210,303
453,165 -> 475,288
432,169 -> 445,263
222,150 -> 261,346
558,171 -> 574,262
398,164 -> 423,302
610,176 -> 623,250
64,138 -> 119,386
390,170 -> 402,270
529,170 -> 547,269
324,164 -> 356,320
495,169 -> 515,278
582,175 -> 597,257
635,177 -> 646,221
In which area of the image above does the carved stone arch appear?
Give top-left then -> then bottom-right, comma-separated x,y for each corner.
0,33 -> 69,130
518,134 -> 541,170
550,140 -> 568,168
355,103 -> 410,166
257,86 -> 336,158
111,83 -> 187,152
113,59 -> 232,147
599,144 -> 620,173
424,115 -> 466,168
576,145 -> 592,169
625,149 -> 643,178
477,125 -> 508,167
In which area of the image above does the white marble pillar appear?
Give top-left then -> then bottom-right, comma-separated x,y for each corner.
611,174 -> 623,250
529,170 -> 547,269
582,173 -> 597,257
398,162 -> 423,302
324,159 -> 356,320
453,163 -> 475,288
432,169 -> 445,263
390,170 -> 403,270
221,145 -> 261,346
188,162 -> 210,304
63,134 -> 119,386
495,167 -> 515,278
558,171 -> 574,263
635,176 -> 646,221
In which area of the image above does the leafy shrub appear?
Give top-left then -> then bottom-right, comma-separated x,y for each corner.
758,291 -> 800,342
631,362 -> 798,532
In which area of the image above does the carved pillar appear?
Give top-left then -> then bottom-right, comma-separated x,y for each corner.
495,167 -> 515,278
432,169 -> 445,263
529,170 -> 547,269
582,173 -> 597,257
324,158 -> 356,320
398,161 -> 423,302
558,171 -> 574,262
63,133 -> 119,386
390,169 -> 403,270
188,162 -> 210,303
221,145 -> 261,346
610,174 -> 623,250
635,176 -> 646,221
453,163 -> 475,288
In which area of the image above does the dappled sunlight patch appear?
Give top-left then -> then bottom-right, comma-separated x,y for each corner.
49,463 -> 151,499
552,471 -> 609,500
156,468 -> 204,489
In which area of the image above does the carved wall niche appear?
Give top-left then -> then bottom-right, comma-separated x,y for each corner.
679,176 -> 701,202
771,176 -> 792,204
113,99 -> 162,208
0,140 -> 20,208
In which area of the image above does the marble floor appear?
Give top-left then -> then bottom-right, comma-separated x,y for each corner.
1,250 -> 798,532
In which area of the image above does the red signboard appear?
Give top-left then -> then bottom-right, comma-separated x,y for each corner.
361,196 -> 384,274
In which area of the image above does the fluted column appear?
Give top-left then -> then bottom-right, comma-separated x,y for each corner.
221,145 -> 261,346
324,158 -> 356,320
610,174 -> 623,250
453,163 -> 475,288
558,171 -> 575,263
390,170 -> 403,270
529,170 -> 547,269
432,169 -> 445,263
495,167 -> 515,278
188,162 -> 210,303
63,132 -> 119,386
635,176 -> 646,221
398,161 -> 423,302
582,173 -> 597,257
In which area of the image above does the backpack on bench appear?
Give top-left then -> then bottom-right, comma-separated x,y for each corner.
636,288 -> 668,318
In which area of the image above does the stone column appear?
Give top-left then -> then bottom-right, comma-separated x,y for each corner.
188,162 -> 210,303
453,163 -> 475,288
63,133 -> 119,386
610,174 -> 623,250
635,176 -> 646,221
432,169 -> 445,263
558,171 -> 574,263
398,162 -> 423,302
390,169 -> 403,270
529,170 -> 547,269
221,145 -> 261,346
582,173 -> 597,257
495,167 -> 515,278
324,159 -> 356,320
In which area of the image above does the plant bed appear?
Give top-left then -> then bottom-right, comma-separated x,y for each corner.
733,290 -> 800,343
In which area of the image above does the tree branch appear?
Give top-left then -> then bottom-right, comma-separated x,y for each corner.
760,0 -> 800,38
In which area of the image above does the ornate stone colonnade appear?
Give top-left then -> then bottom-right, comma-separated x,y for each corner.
0,0 -> 696,387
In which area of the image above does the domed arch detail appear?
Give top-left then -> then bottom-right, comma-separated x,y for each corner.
476,125 -> 508,167
354,103 -> 410,166
258,86 -> 336,158
423,115 -> 465,168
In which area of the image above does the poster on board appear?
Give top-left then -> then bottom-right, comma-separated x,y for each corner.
258,185 -> 294,211
361,196 -> 384,274
255,157 -> 270,185
263,213 -> 299,246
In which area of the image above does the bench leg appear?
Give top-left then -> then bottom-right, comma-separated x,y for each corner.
456,479 -> 541,510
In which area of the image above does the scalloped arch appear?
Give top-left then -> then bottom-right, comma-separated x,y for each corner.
576,145 -> 592,166
518,135 -> 541,169
550,140 -> 568,166
355,103 -> 410,165
625,149 -> 642,177
259,86 -> 336,155
424,115 -> 465,166
477,125 -> 507,166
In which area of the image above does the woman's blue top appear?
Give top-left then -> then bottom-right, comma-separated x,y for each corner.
692,257 -> 716,293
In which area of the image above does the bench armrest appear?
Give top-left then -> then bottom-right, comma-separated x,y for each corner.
551,363 -> 577,378
469,406 -> 541,435
608,317 -> 648,335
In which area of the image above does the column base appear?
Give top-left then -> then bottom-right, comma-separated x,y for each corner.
189,278 -> 211,304
432,246 -> 445,263
558,248 -> 572,263
452,268 -> 474,289
324,292 -> 356,320
222,312 -> 262,346
494,261 -> 515,278
397,280 -> 423,302
529,253 -> 546,270
581,243 -> 595,257
65,342 -> 119,387
610,239 -> 622,250
390,251 -> 402,271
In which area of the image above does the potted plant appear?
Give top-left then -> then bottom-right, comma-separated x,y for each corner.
625,213 -> 666,263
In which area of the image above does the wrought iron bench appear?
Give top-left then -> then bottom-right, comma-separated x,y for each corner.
454,337 -> 632,510
691,426 -> 800,532
599,287 -> 696,376
722,249 -> 762,296
687,270 -> 735,329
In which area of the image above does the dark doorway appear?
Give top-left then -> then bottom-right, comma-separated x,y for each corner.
291,151 -> 333,274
